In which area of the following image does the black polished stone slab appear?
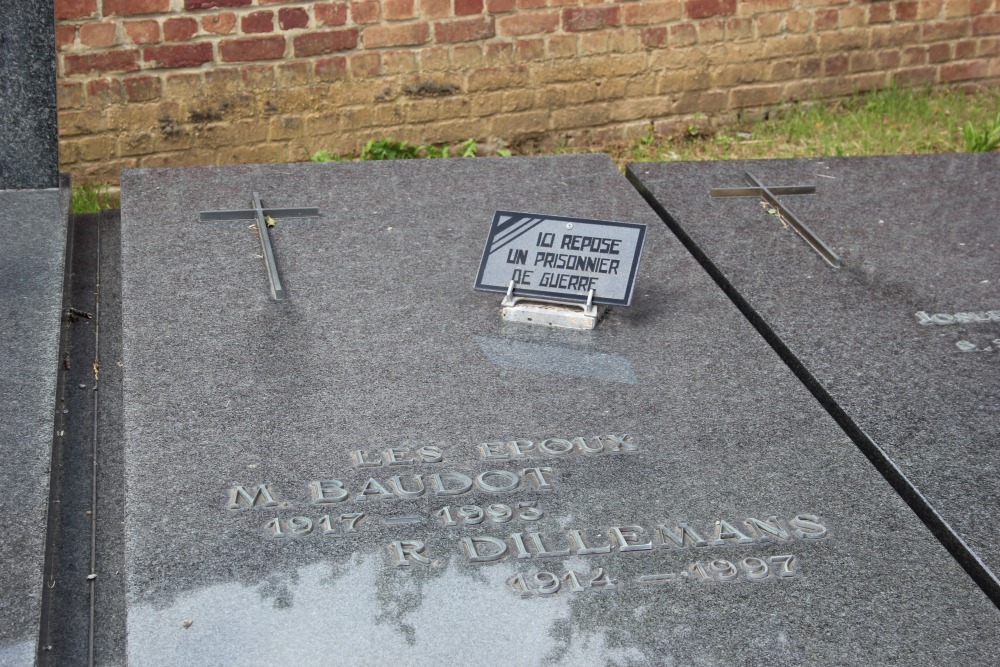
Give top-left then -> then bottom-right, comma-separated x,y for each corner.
0,187 -> 69,664
628,153 -> 1000,605
0,0 -> 59,189
118,156 -> 1000,665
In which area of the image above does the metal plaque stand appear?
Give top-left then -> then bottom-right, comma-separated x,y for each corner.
500,281 -> 603,330
199,192 -> 320,300
710,171 -> 841,269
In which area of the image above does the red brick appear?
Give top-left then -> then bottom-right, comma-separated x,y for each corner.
242,11 -> 274,33
363,23 -> 429,47
220,35 -> 286,61
86,78 -> 123,101
279,7 -> 309,29
202,13 -> 237,34
56,25 -> 77,51
421,0 -> 451,17
455,0 -> 484,15
563,6 -> 621,31
514,37 -> 544,59
955,38 -> 976,57
64,49 -> 139,75
623,2 -> 683,26
670,22 -> 696,45
315,3 -> 348,25
519,0 -> 545,8
143,42 -> 214,68
351,0 -> 381,23
869,2 -> 892,22
124,19 -> 160,44
684,0 -> 735,19
79,21 -> 117,47
384,0 -> 417,19
824,53 -> 848,74
814,9 -> 837,30
901,45 -> 927,64
939,60 -> 988,80
164,18 -> 198,41
104,0 -> 170,15
927,42 -> 951,61
315,55 -> 348,79
894,66 -> 936,85
124,75 -> 162,101
435,16 -> 495,41
895,1 -> 919,19
923,19 -> 969,39
184,0 -> 250,9
293,29 -> 359,55
486,0 -> 517,12
497,11 -> 559,35
973,14 -> 1000,34
349,52 -> 382,77
55,0 -> 97,20
641,26 -> 667,46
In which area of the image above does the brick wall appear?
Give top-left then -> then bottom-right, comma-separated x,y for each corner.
55,0 -> 1000,184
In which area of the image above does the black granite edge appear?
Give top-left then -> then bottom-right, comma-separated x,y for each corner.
37,208 -> 127,667
37,181 -> 75,664
625,163 -> 1000,609
94,209 -> 126,667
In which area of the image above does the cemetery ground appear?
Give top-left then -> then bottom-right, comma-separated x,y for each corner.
70,84 -> 1000,213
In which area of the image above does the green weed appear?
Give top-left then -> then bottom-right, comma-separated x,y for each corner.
309,150 -> 341,162
962,112 -> 1000,152
71,182 -> 116,213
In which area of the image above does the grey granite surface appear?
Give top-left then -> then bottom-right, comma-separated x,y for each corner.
627,154 -> 1000,603
0,0 -> 59,190
119,156 -> 1000,666
0,187 -> 69,665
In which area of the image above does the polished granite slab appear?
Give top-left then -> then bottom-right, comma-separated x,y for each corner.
628,153 -> 1000,604
0,0 -> 59,189
0,187 -> 69,665
117,155 -> 1000,665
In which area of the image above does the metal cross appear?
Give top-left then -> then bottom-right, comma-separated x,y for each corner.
710,171 -> 841,269
199,192 -> 319,300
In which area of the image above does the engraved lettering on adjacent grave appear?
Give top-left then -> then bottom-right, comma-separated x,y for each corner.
913,309 -> 999,353
915,309 -> 1000,326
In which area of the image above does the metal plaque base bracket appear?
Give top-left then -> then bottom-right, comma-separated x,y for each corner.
500,281 -> 603,330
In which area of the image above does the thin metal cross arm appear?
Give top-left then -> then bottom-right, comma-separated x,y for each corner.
199,207 -> 320,221
710,185 -> 816,198
743,172 -> 842,269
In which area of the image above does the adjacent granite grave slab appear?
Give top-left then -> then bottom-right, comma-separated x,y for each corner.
627,153 -> 1000,603
0,0 -> 59,189
0,187 -> 70,665
119,156 -> 1000,666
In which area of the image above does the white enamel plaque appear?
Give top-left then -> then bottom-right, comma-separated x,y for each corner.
474,211 -> 647,306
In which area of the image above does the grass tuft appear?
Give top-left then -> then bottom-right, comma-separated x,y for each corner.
604,85 -> 1000,167
71,182 -> 117,213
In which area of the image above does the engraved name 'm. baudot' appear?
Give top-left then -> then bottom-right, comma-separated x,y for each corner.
227,468 -> 556,510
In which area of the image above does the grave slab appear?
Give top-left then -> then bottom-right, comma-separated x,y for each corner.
119,156 -> 1000,666
0,0 -> 59,189
0,187 -> 70,665
627,153 -> 1000,603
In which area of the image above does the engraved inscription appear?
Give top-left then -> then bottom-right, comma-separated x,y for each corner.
915,309 -> 1000,326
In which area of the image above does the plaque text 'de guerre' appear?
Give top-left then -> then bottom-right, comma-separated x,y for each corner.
474,211 -> 646,306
